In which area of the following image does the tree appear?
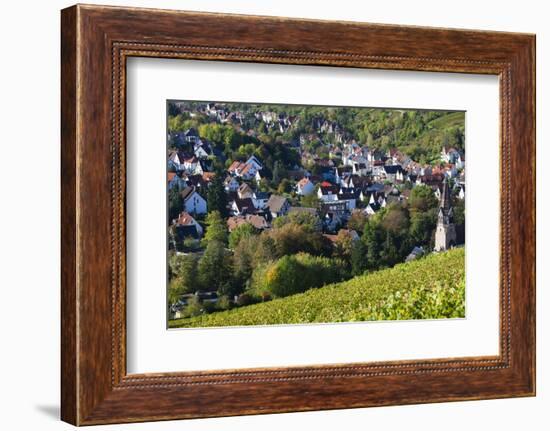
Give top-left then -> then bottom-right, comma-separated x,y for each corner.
262,255 -> 303,298
409,184 -> 438,213
347,211 -> 368,234
168,186 -> 183,223
168,225 -> 178,251
379,230 -> 400,267
363,219 -> 384,270
301,193 -> 321,209
268,223 -> 329,258
199,123 -> 224,144
409,211 -> 436,246
183,295 -> 203,318
272,160 -> 284,186
168,103 -> 181,117
232,236 -> 255,290
272,211 -> 322,232
277,178 -> 292,194
203,211 -> 228,246
169,254 -> 200,294
350,240 -> 368,276
198,240 -> 228,291
332,229 -> 355,265
452,198 -> 466,245
250,253 -> 344,299
168,278 -> 183,307
216,295 -> 232,311
228,223 -> 257,249
381,205 -> 410,234
207,171 -> 228,217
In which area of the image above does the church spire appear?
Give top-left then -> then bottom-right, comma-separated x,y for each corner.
434,180 -> 456,252
439,180 -> 451,211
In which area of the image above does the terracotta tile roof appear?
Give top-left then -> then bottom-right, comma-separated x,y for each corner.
202,172 -> 215,182
246,214 -> 269,229
239,163 -> 254,176
228,160 -> 243,172
226,216 -> 247,231
174,211 -> 196,226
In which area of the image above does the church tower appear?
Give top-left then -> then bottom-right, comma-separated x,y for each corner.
434,181 -> 456,251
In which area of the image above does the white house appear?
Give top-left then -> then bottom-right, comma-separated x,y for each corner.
228,160 -> 259,180
182,156 -> 199,174
337,190 -> 358,211
168,151 -> 186,170
383,165 -> 405,182
237,182 -> 254,199
318,184 -> 339,202
238,163 -> 258,180
352,161 -> 369,176
371,164 -> 386,180
181,186 -> 207,215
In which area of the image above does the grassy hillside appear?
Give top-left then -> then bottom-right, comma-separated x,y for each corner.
169,248 -> 465,328
427,111 -> 465,129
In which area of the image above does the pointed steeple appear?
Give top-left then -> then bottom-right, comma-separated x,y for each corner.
439,180 -> 451,211
434,179 -> 457,252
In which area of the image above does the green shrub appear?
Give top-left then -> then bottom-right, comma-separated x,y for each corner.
248,252 -> 346,299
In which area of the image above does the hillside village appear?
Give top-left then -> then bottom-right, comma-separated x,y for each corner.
167,102 -> 465,320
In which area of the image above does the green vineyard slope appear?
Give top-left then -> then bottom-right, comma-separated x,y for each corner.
169,248 -> 465,328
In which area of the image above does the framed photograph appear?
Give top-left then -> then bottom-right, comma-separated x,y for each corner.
61,4 -> 536,425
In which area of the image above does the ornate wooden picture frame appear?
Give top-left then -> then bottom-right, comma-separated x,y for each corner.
61,4 -> 535,425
